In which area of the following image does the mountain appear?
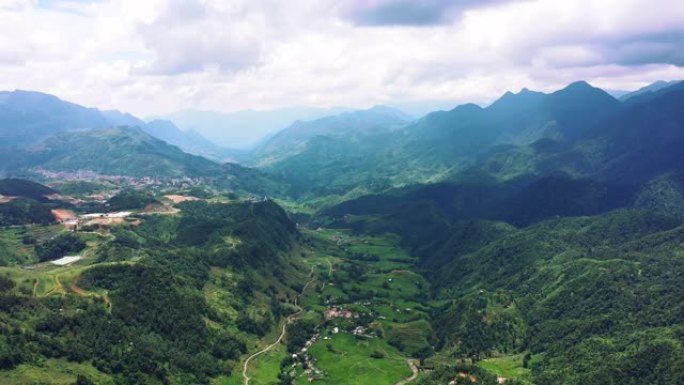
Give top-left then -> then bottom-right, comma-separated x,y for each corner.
237,81 -> 624,204
158,106 -> 353,149
397,80 -> 619,157
313,82 -> 684,383
101,109 -> 145,126
0,90 -> 109,146
424,210 -> 684,385
238,106 -> 412,200
0,90 -> 229,160
12,126 -> 224,178
143,119 -> 232,160
211,79 -> 661,210
619,79 -> 683,102
249,105 -> 412,167
399,81 -> 620,176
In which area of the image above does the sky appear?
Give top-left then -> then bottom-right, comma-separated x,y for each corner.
1,0 -> 684,117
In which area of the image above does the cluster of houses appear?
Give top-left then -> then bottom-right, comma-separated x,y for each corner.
35,168 -> 207,188
325,307 -> 355,319
289,331 -> 325,383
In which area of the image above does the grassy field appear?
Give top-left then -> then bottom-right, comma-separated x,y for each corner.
282,228 -> 430,384
0,359 -> 114,385
477,354 -> 535,383
304,228 -> 417,272
306,333 -> 411,385
248,345 -> 289,385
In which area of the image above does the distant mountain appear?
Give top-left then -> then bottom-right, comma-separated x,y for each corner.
367,81 -> 621,186
568,86 -> 684,183
143,119 -> 232,161
101,109 -> 145,126
249,105 -> 412,167
158,106 -> 353,149
619,80 -> 682,102
0,90 -> 109,146
237,106 -> 412,199
14,126 -> 223,178
0,126 -> 284,194
0,89 -> 230,160
244,81 -> 624,202
606,89 -> 632,98
620,80 -> 684,107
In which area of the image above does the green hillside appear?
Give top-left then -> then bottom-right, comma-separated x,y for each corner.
26,126 -> 222,177
0,199 -> 306,385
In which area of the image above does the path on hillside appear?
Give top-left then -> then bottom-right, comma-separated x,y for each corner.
395,359 -> 419,385
69,277 -> 88,296
242,265 -> 315,385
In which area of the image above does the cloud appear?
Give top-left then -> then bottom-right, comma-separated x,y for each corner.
132,1 -> 264,75
605,32 -> 684,67
0,0 -> 683,119
340,0 -> 523,26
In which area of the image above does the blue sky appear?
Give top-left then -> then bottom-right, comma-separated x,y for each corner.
0,0 -> 683,116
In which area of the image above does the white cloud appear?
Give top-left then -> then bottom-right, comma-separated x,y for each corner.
0,0 -> 683,117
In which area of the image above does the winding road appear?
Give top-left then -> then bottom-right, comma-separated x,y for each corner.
395,359 -> 419,385
242,265 -> 315,385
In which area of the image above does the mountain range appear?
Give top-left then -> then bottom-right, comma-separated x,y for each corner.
155,106 -> 354,149
0,90 -> 228,160
3,79 -> 684,385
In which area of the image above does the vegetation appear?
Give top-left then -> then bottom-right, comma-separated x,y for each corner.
106,189 -> 157,211
35,233 -> 86,262
0,179 -> 55,201
3,80 -> 684,384
0,199 -> 306,384
0,198 -> 54,226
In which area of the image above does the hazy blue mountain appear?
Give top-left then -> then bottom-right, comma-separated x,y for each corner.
0,89 -> 231,160
606,89 -> 632,98
157,106 -> 353,149
573,86 -> 684,183
0,90 -> 109,146
248,106 -> 412,167
621,80 -> 684,107
456,82 -> 684,186
619,79 -> 683,102
0,125 -> 284,194
143,119 -> 231,160
16,126 -> 223,177
397,81 -> 619,163
380,81 -> 622,181
101,109 -> 145,126
240,81 -> 625,202
487,81 -> 621,142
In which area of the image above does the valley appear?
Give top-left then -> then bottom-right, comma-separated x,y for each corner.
2,79 -> 684,385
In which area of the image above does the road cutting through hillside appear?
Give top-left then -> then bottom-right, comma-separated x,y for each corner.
242,265 -> 315,385
395,359 -> 419,385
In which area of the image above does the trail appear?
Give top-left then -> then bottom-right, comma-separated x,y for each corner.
69,275 -> 88,297
45,274 -> 65,296
395,359 -> 419,385
242,265 -> 315,385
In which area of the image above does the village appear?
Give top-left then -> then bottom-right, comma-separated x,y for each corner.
237,227 -> 519,385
